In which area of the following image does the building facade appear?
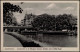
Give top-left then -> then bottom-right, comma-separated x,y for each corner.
22,13 -> 36,27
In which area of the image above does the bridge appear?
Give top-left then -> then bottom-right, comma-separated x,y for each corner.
3,26 -> 33,29
3,26 -> 70,35
3,26 -> 35,32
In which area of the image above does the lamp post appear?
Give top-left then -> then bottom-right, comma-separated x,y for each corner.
55,16 -> 56,31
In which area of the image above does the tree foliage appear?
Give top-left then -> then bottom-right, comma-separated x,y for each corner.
31,14 -> 77,31
3,2 -> 23,25
32,14 -> 55,30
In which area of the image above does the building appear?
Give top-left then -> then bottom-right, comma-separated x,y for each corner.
23,13 -> 36,27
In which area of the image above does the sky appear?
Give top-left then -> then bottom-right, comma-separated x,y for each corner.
6,1 -> 78,24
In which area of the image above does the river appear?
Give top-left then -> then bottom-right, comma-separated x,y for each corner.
4,33 -> 77,47
25,34 -> 77,47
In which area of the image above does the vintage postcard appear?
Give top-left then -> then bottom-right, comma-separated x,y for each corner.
1,1 -> 79,51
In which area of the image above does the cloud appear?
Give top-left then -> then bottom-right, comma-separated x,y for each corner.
34,10 -> 45,15
46,3 -> 57,9
24,8 -> 33,11
64,7 -> 74,10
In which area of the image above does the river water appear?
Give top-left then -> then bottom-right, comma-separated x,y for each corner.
4,33 -> 77,47
26,34 -> 77,47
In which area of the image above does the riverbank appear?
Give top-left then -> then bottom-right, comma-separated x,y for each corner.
4,32 -> 54,47
21,30 -> 77,36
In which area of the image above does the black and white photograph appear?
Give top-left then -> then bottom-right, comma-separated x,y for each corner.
1,1 -> 79,51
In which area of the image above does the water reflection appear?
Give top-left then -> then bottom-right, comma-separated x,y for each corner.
25,34 -> 77,47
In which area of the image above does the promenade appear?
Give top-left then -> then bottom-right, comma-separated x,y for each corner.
4,33 -> 22,47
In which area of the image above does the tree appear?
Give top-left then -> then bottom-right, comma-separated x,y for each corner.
32,13 -> 77,31
56,14 -> 76,30
3,2 -> 23,25
31,14 -> 55,31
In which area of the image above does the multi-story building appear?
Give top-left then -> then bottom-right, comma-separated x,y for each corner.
23,13 -> 36,27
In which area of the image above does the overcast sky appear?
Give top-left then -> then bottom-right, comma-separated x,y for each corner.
8,2 -> 78,24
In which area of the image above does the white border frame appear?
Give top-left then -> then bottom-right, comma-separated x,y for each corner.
1,1 -> 79,51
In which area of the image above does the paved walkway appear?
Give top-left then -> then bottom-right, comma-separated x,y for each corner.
4,33 -> 22,47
